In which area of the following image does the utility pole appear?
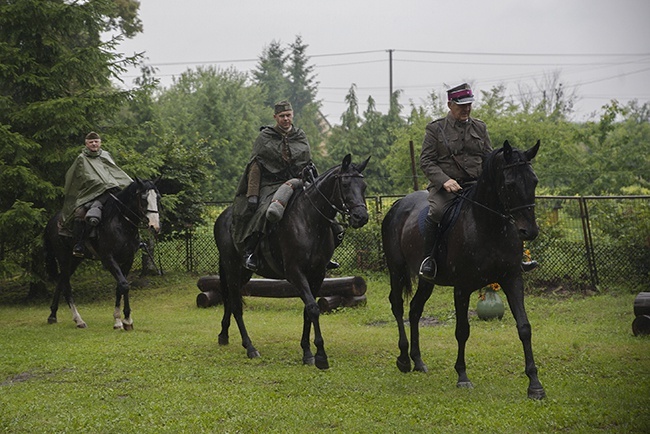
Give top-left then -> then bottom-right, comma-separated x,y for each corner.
387,49 -> 394,112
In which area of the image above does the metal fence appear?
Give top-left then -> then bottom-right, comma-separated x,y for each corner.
143,195 -> 650,293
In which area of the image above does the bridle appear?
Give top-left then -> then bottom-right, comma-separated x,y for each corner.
453,159 -> 535,223
109,189 -> 159,229
305,169 -> 367,227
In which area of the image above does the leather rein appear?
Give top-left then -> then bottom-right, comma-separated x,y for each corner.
453,160 -> 535,223
109,191 -> 159,229
304,170 -> 367,228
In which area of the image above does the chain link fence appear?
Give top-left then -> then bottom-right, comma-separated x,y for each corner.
143,195 -> 649,293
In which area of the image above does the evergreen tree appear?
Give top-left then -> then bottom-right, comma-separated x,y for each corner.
0,0 -> 143,278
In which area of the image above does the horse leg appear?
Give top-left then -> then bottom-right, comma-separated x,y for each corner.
60,278 -> 87,329
48,280 -> 63,324
301,307 -> 315,365
408,278 -> 435,373
388,270 -> 410,372
453,287 -> 473,388
218,299 -> 232,346
228,283 -> 259,359
502,282 -> 546,400
306,301 -> 328,370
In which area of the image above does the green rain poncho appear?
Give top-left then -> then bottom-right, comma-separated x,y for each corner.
231,125 -> 312,249
61,148 -> 132,224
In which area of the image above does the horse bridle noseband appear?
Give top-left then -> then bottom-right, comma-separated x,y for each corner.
305,171 -> 367,227
454,159 -> 535,222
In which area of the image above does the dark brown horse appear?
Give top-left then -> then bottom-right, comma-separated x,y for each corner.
44,179 -> 161,330
214,154 -> 370,369
382,141 -> 545,399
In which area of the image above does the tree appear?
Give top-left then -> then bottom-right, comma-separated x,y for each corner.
252,40 -> 289,109
0,0 -> 143,279
155,66 -> 267,202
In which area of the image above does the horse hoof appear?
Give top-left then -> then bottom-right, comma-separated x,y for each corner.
303,356 -> 315,366
247,350 -> 260,359
413,361 -> 428,373
457,381 -> 474,389
218,335 -> 229,346
528,387 -> 546,400
315,357 -> 329,370
113,325 -> 123,330
47,317 -> 57,324
76,323 -> 87,329
396,358 -> 412,373
123,323 -> 134,331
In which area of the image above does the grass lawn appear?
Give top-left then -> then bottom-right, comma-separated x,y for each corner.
1,272 -> 648,433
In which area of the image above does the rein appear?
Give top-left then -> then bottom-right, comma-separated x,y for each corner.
109,191 -> 158,229
304,171 -> 366,227
453,159 -> 535,222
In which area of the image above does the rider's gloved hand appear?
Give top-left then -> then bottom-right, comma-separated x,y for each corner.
247,195 -> 259,212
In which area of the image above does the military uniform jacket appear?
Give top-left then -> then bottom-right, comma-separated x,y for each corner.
420,112 -> 492,193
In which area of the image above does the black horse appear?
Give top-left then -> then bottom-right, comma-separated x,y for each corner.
44,178 -> 161,330
382,141 -> 545,399
214,154 -> 370,369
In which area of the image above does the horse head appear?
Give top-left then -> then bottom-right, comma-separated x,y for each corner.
134,178 -> 162,233
336,154 -> 370,229
497,140 -> 540,241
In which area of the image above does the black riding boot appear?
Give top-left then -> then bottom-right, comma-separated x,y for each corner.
419,216 -> 439,282
327,223 -> 345,270
72,219 -> 86,258
521,260 -> 539,272
243,232 -> 261,272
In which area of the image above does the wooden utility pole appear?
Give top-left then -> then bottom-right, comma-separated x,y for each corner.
409,140 -> 419,191
387,49 -> 394,112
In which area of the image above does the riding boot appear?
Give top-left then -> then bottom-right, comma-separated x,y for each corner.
327,223 -> 344,270
243,232 -> 261,272
419,216 -> 439,282
521,260 -> 539,272
72,219 -> 86,258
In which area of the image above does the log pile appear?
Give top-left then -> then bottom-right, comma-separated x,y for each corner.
196,275 -> 367,313
632,292 -> 650,336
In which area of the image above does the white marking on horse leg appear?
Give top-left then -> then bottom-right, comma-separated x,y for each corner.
70,304 -> 87,328
145,190 -> 160,232
113,306 -> 123,330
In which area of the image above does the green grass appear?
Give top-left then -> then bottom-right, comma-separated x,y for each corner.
1,273 -> 649,433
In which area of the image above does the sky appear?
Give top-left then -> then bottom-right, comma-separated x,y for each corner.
115,0 -> 650,125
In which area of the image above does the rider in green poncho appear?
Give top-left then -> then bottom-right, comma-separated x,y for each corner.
62,132 -> 132,257
231,100 -> 340,272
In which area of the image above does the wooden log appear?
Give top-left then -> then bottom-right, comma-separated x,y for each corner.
197,275 -> 367,298
633,292 -> 650,316
318,295 -> 367,313
632,314 -> 650,336
196,290 -> 222,308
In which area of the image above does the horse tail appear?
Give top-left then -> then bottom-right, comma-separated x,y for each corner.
44,217 -> 60,281
381,197 -> 415,298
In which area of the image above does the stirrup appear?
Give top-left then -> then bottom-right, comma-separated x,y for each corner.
521,260 -> 539,272
243,253 -> 258,272
418,257 -> 437,282
73,245 -> 85,258
326,260 -> 340,270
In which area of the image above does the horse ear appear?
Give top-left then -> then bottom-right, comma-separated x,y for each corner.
503,140 -> 513,161
525,140 -> 540,161
356,156 -> 371,173
342,154 -> 352,171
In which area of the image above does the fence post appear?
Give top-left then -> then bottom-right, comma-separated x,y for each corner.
578,197 -> 599,290
185,228 -> 194,272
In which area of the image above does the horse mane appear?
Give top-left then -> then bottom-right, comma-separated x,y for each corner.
480,147 -> 505,185
102,180 -> 138,221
